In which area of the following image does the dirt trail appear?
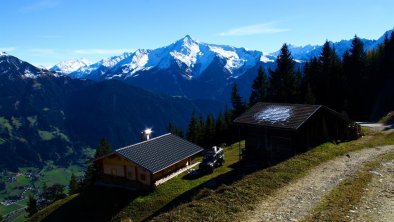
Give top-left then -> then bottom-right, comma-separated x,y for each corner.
244,145 -> 394,222
350,158 -> 394,222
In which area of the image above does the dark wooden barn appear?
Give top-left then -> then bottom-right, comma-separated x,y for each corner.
234,103 -> 361,164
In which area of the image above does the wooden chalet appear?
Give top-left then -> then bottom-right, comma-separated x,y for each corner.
94,133 -> 203,190
234,103 -> 361,164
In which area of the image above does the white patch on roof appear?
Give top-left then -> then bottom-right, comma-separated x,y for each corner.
254,106 -> 293,123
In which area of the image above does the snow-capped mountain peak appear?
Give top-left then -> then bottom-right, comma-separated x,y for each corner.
0,52 -> 8,56
50,58 -> 91,74
170,35 -> 201,70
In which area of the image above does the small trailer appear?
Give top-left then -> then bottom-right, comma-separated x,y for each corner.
199,146 -> 225,173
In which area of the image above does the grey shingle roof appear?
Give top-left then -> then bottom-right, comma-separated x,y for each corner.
234,103 -> 322,130
115,133 -> 203,173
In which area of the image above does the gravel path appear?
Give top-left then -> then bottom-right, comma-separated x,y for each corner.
244,145 -> 394,222
350,158 -> 394,222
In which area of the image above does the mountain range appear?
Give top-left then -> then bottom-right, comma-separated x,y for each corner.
0,53 -> 223,169
49,30 -> 392,100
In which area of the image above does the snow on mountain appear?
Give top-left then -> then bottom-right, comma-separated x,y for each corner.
69,35 -> 263,80
260,54 -> 275,63
271,30 -> 393,61
0,53 -> 50,79
50,58 -> 91,74
68,53 -> 132,79
62,29 -> 392,81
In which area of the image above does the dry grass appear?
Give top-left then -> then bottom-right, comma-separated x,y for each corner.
149,132 -> 394,222
304,151 -> 394,222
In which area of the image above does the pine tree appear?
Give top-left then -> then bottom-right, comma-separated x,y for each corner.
215,112 -> 227,145
167,121 -> 184,138
231,83 -> 246,118
68,173 -> 79,195
343,35 -> 369,119
80,163 -> 96,189
26,194 -> 38,217
80,138 -> 112,190
94,138 -> 112,159
196,114 -> 205,145
41,184 -> 66,205
249,67 -> 268,106
304,84 -> 316,104
186,112 -> 198,143
269,44 -> 297,102
317,41 -> 344,110
203,114 -> 215,147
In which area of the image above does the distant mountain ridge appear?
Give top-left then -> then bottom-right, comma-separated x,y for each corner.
60,35 -> 270,81
50,58 -> 91,74
272,30 -> 393,60
47,29 -> 392,100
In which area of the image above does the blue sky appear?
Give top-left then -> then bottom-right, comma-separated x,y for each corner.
1,0 -> 393,67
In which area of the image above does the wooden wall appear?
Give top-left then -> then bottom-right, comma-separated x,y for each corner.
99,154 -> 152,186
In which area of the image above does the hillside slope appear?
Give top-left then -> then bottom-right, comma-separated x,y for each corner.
0,59 -> 224,170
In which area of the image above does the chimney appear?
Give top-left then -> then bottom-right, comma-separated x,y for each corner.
141,128 -> 153,141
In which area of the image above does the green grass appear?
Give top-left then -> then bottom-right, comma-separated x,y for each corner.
28,194 -> 78,222
11,117 -> 22,130
0,202 -> 24,215
0,117 -> 13,135
27,116 -> 37,127
304,151 -> 394,222
0,164 -> 85,220
114,142 -> 243,222
38,130 -> 55,141
148,132 -> 394,222
25,142 -> 243,222
26,131 -> 394,222
37,128 -> 71,142
13,212 -> 28,222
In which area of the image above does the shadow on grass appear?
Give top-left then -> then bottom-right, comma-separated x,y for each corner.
142,160 -> 268,222
41,186 -> 141,222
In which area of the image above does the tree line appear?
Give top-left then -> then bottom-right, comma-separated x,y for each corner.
174,31 -> 394,149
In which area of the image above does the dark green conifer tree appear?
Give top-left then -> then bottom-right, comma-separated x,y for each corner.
231,83 -> 246,118
167,121 -> 184,138
268,43 -> 297,102
186,112 -> 198,143
203,114 -> 215,147
343,35 -> 369,119
249,67 -> 269,106
94,138 -> 112,159
26,194 -> 38,217
68,173 -> 79,195
197,114 -> 205,145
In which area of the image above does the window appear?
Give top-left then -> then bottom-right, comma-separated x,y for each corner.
127,171 -> 133,178
140,174 -> 146,181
